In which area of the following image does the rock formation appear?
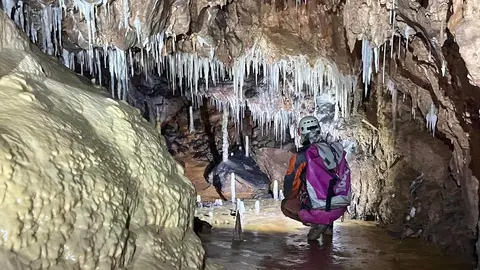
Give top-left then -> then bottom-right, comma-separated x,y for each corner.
0,12 -> 205,269
1,0 -> 480,266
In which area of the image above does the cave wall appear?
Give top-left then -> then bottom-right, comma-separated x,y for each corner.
338,0 -> 480,260
349,50 -> 478,256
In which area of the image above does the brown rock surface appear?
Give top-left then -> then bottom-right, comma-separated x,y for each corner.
252,147 -> 291,187
178,156 -> 220,201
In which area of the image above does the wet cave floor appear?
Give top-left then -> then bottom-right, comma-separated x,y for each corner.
197,199 -> 474,270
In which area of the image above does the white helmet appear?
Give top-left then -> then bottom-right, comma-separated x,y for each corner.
298,116 -> 320,136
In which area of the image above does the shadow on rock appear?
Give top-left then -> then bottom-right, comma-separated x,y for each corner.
208,147 -> 272,200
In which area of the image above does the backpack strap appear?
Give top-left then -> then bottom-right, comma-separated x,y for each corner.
294,149 -> 311,210
283,148 -> 308,198
296,150 -> 307,180
325,175 -> 339,212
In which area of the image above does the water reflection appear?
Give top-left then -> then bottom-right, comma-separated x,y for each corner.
201,221 -> 474,270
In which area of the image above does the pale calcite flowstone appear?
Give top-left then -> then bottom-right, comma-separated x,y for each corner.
0,12 -> 209,270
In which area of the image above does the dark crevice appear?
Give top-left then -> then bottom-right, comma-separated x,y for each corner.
446,0 -> 454,23
200,97 -> 222,181
419,0 -> 429,9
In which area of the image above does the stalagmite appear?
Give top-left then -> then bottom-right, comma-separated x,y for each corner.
233,199 -> 245,241
231,173 -> 236,203
279,190 -> 285,200
236,198 -> 241,210
196,195 -> 202,207
255,200 -> 260,213
238,200 -> 245,215
189,106 -> 194,133
273,180 -> 279,200
214,199 -> 223,206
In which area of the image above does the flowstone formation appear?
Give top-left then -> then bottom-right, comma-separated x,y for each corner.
0,12 -> 206,269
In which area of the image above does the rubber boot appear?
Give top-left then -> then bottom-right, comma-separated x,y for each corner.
307,224 -> 328,241
323,222 -> 334,236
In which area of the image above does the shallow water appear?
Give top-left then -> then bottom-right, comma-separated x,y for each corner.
198,201 -> 474,270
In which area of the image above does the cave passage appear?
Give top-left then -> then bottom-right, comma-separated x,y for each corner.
55,49 -> 480,270
1,0 -> 480,269
196,200 -> 474,270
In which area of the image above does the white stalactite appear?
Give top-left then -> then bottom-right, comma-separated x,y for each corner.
382,45 -> 386,84
426,103 -> 438,137
107,47 -> 129,100
230,173 -> 236,203
222,108 -> 229,162
245,135 -> 249,157
2,1 -> 363,141
387,79 -> 397,129
404,25 -> 413,50
362,39 -> 373,98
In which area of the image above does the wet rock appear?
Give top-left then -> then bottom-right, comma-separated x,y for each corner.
193,217 -> 213,235
209,148 -> 271,199
252,147 -> 292,187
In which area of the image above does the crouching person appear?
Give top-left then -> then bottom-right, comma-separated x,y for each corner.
281,116 -> 352,241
